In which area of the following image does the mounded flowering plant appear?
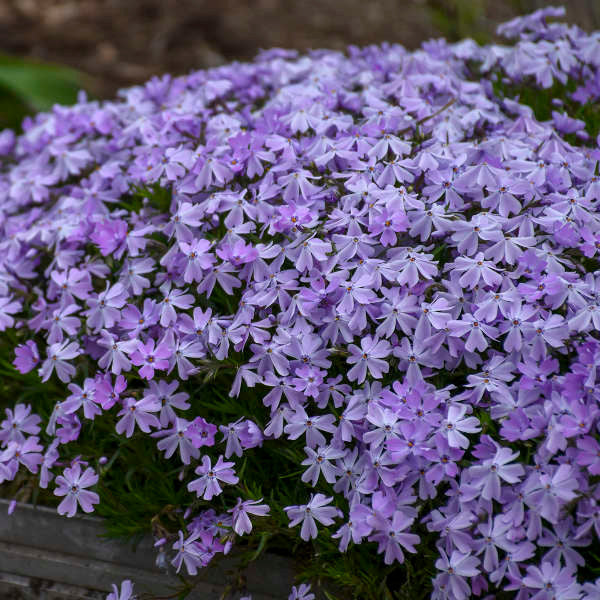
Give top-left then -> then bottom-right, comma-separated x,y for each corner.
1,6 -> 600,599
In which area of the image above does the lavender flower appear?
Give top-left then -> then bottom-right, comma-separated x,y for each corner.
106,580 -> 135,600
228,498 -> 270,535
54,463 -> 99,517
187,455 -> 239,500
3,7 -> 600,593
285,494 -> 341,541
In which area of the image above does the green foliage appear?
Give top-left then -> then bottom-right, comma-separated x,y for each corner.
0,54 -> 86,130
427,0 -> 490,45
0,318 -> 430,599
492,77 -> 600,140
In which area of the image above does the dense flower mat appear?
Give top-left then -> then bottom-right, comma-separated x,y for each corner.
1,5 -> 600,599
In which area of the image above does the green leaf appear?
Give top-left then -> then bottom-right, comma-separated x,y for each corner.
0,53 -> 88,129
249,532 -> 271,562
0,54 -> 83,109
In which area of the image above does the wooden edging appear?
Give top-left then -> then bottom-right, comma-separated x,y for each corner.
0,499 -> 295,599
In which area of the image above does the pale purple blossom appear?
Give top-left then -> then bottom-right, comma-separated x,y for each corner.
285,494 -> 341,541
187,455 -> 239,500
54,463 -> 100,517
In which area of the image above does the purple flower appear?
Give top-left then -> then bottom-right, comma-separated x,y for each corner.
434,550 -> 480,600
187,455 -> 239,500
447,314 -> 499,353
292,365 -> 326,398
523,561 -> 581,600
158,282 -> 194,327
85,282 -> 128,331
63,378 -> 102,420
130,338 -> 172,380
115,396 -> 161,438
0,404 -> 41,444
369,209 -> 408,246
442,405 -> 481,449
98,330 -> 138,375
469,446 -> 524,501
39,440 -> 59,489
96,374 -> 127,410
394,249 -> 438,287
285,493 -> 340,541
0,295 -> 21,331
3,9 -> 600,591
576,436 -> 600,475
237,419 -> 263,451
288,584 -> 315,600
301,445 -> 345,486
524,465 -> 578,524
106,580 -> 135,600
229,498 -> 270,535
119,258 -> 154,295
370,511 -> 420,565
449,253 -> 503,290
54,463 -> 99,517
187,417 -> 217,448
284,406 -> 336,448
0,437 -> 43,473
171,529 -> 216,575
474,516 -> 515,573
119,300 -> 159,337
347,336 -> 391,383
539,518 -> 587,570
153,418 -> 200,464
179,238 -> 214,283
39,340 -> 81,383
12,340 -> 40,374
428,509 -> 476,555
216,240 -> 259,266
45,303 -> 81,344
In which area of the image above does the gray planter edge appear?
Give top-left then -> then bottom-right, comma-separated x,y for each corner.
0,498 -> 296,600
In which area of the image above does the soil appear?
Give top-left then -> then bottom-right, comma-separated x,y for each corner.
0,0 -> 598,99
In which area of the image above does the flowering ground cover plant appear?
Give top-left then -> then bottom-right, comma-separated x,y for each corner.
1,5 -> 600,599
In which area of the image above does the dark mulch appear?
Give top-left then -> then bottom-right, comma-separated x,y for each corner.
0,1 -> 598,98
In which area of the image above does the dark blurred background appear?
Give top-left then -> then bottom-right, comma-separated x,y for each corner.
0,0 -> 598,123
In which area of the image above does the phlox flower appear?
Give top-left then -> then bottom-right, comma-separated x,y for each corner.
187,417 -> 217,448
115,396 -> 161,438
434,550 -> 480,600
288,583 -> 315,600
153,418 -> 199,464
441,405 -> 481,449
171,529 -> 214,575
106,580 -> 135,600
39,340 -> 81,383
523,561 -> 581,600
229,498 -> 270,535
285,493 -> 340,541
187,455 -> 239,500
0,437 -> 43,473
301,445 -> 345,486
85,282 -> 128,330
284,406 -> 337,448
13,340 -> 39,374
347,335 -> 391,383
54,463 -> 99,517
130,338 -> 172,380
0,404 -> 41,445
369,511 -> 420,565
469,446 -> 524,501
0,295 -> 20,331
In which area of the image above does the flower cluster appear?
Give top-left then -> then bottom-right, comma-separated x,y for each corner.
2,5 -> 600,599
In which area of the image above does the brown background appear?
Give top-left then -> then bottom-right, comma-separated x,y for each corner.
1,0 -> 599,98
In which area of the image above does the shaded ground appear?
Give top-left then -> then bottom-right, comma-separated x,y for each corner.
0,0 -> 599,98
